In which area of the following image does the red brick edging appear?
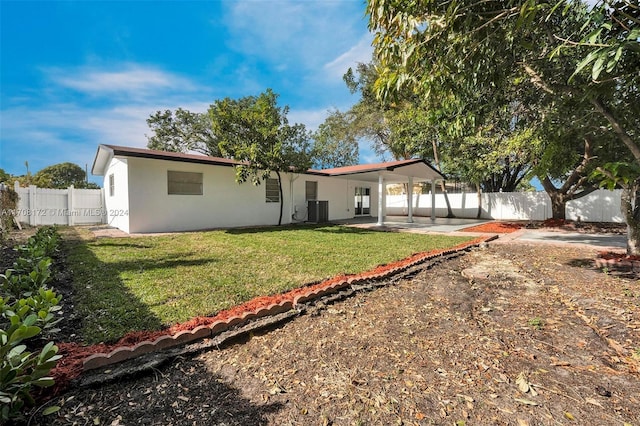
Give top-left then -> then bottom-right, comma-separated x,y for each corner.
82,235 -> 496,371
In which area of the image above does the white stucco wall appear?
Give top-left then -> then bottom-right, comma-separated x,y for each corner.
288,176 -> 377,222
104,157 -> 131,233
102,156 -> 380,233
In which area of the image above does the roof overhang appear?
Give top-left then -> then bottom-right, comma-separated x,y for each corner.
91,145 -> 115,176
91,145 -> 445,184
309,159 -> 445,184
91,144 -> 242,176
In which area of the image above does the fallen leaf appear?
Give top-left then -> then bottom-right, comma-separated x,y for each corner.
416,412 -> 426,420
585,397 -> 603,408
564,412 -> 575,421
516,372 -> 530,393
513,398 -> 538,406
269,385 -> 285,395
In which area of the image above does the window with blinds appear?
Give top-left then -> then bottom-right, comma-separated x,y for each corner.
167,171 -> 203,195
109,174 -> 115,197
265,178 -> 279,203
305,180 -> 317,201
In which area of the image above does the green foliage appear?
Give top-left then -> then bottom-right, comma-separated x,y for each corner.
32,162 -> 90,189
1,288 -> 62,338
0,226 -> 62,421
146,108 -> 222,156
311,110 -> 359,169
592,162 -> 640,190
560,0 -> 640,82
1,259 -> 52,299
367,0 -> 638,201
0,169 -> 11,183
0,320 -> 61,421
211,89 -> 313,225
528,317 -> 544,330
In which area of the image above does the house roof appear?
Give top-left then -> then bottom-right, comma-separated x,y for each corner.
91,144 -> 445,183
91,144 -> 243,175
312,159 -> 444,183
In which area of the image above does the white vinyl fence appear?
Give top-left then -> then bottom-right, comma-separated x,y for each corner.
12,182 -> 106,226
387,189 -> 624,223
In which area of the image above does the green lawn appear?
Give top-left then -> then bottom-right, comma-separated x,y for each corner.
65,225 -> 474,344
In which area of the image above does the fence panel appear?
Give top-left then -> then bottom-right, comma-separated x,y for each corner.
13,182 -> 106,226
387,189 -> 623,223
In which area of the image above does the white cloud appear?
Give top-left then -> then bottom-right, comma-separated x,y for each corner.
44,64 -> 200,99
222,1 -> 369,72
0,63 -> 217,178
323,34 -> 374,79
288,108 -> 332,132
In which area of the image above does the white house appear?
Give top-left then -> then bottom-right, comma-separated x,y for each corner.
91,144 -> 445,233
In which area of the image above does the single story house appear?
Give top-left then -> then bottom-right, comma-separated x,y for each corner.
91,144 -> 445,233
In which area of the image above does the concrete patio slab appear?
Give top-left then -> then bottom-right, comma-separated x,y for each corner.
336,216 -> 489,234
515,230 -> 627,250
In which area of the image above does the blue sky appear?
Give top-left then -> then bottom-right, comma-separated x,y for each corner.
1,0 -> 374,185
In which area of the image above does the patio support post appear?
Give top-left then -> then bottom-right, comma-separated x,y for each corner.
431,179 -> 436,220
407,176 -> 414,223
377,174 -> 385,226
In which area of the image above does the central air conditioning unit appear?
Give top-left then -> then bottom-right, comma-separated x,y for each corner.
307,200 -> 329,223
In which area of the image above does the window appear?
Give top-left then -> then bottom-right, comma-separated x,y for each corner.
265,178 -> 279,203
305,181 -> 317,201
168,171 -> 203,195
109,174 -> 115,197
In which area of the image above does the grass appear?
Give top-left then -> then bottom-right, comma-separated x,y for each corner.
64,224 -> 474,344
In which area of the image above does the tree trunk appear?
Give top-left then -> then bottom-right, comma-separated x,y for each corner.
276,170 -> 284,226
549,193 -> 567,220
621,179 -> 640,255
431,139 -> 455,218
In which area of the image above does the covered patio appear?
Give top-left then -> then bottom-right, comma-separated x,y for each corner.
315,159 -> 446,226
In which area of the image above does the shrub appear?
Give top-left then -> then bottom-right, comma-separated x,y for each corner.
1,258 -> 53,299
0,314 -> 61,421
0,226 -> 63,421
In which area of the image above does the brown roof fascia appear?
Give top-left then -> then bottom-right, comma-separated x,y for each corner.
103,144 -> 245,168
315,159 -> 426,176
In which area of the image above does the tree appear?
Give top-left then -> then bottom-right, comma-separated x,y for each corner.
209,89 -> 313,226
0,168 -> 10,183
553,0 -> 640,252
343,61 -> 460,217
366,0 -> 639,250
146,108 -> 222,157
32,162 -> 97,189
311,110 -> 359,169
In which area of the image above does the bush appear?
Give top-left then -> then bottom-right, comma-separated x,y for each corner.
0,226 -> 63,421
1,258 -> 52,299
0,314 -> 61,421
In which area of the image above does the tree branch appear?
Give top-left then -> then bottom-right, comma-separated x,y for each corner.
590,97 -> 640,163
560,136 -> 594,194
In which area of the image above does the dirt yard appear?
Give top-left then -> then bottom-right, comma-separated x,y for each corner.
25,236 -> 639,426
